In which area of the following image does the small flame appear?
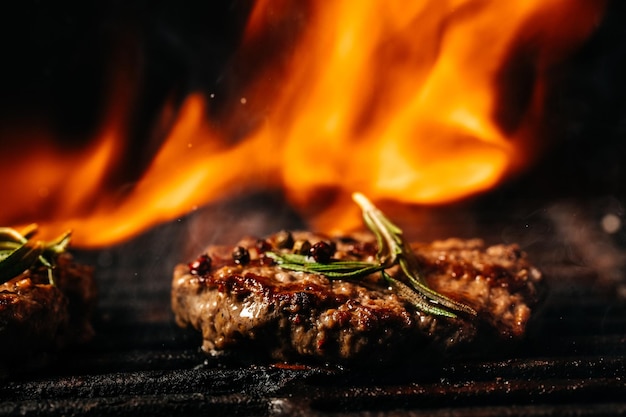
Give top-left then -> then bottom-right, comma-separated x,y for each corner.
0,0 -> 605,247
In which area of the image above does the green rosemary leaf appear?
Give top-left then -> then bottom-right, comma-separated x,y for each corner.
382,271 -> 458,318
268,252 -> 309,264
43,230 -> 72,255
0,242 -> 22,252
266,251 -> 383,278
20,224 -> 40,241
303,263 -> 382,277
272,263 -> 379,279
0,225 -> 72,286
398,258 -> 477,316
0,241 -> 45,281
0,227 -> 28,244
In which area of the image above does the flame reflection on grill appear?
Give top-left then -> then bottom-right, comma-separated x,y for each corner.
0,0 -> 606,247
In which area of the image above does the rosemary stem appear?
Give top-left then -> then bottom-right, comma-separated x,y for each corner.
0,226 -> 70,286
352,192 -> 476,317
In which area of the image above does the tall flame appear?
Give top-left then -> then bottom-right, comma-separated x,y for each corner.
0,0 -> 605,247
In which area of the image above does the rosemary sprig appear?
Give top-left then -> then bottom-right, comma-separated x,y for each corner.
267,193 -> 477,318
0,225 -> 72,286
353,193 -> 477,317
265,251 -> 384,278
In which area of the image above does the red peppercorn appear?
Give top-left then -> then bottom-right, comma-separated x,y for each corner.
255,239 -> 272,253
189,254 -> 212,276
259,254 -> 275,266
309,241 -> 334,263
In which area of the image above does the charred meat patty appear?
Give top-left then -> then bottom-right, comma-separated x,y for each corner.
0,252 -> 96,373
172,231 -> 543,364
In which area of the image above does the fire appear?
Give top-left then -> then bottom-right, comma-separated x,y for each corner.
0,0 -> 605,247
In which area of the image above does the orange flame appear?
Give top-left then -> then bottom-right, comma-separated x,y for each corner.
0,0 -> 605,247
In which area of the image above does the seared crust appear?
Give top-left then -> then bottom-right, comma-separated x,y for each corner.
0,253 -> 96,371
172,232 -> 543,363
414,238 -> 542,339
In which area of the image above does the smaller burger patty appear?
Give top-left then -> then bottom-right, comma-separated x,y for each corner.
0,253 -> 96,373
172,231 -> 543,363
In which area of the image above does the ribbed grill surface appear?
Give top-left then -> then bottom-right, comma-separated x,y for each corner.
1,221 -> 624,417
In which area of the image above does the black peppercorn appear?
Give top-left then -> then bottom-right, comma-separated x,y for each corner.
189,254 -> 212,275
232,246 -> 250,265
293,239 -> 312,255
309,241 -> 334,263
275,230 -> 294,249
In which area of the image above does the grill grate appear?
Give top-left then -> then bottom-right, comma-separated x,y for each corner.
0,208 -> 625,417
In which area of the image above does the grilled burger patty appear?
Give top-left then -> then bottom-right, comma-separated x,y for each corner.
0,253 -> 96,373
172,231 -> 543,363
